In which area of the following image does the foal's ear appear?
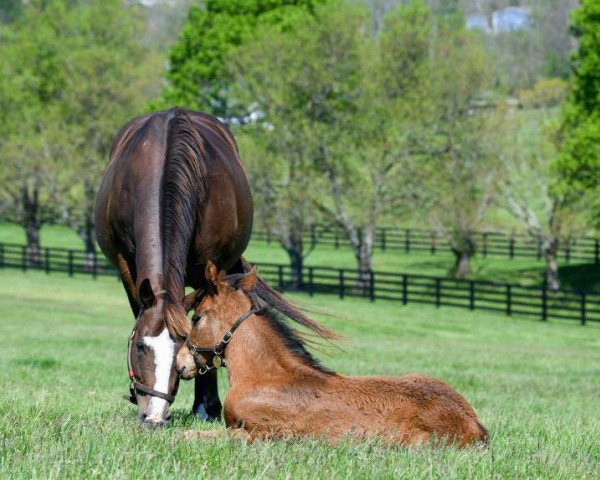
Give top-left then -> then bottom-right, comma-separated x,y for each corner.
183,288 -> 204,312
205,261 -> 219,286
139,278 -> 156,309
239,267 -> 258,291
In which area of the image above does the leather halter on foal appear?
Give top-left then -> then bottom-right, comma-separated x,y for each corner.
124,290 -> 177,405
186,308 -> 259,375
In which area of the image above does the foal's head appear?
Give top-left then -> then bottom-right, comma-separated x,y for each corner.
127,278 -> 197,427
176,263 -> 257,380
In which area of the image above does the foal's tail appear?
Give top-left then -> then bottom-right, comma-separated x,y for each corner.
240,257 -> 341,341
163,108 -> 208,340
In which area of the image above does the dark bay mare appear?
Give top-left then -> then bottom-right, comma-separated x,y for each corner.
95,107 -> 253,427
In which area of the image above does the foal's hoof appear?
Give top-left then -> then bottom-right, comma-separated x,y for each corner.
193,403 -> 220,422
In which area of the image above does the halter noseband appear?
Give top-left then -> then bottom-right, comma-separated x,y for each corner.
124,289 -> 177,405
186,308 -> 258,375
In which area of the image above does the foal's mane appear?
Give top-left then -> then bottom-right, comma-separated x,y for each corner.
228,268 -> 340,375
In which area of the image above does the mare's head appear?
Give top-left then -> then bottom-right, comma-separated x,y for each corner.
127,278 -> 197,427
176,263 -> 257,379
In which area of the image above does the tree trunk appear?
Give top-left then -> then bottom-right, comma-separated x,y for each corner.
287,249 -> 303,290
22,184 -> 42,267
353,229 -> 374,296
450,233 -> 476,279
83,189 -> 97,271
544,238 -> 560,290
281,227 -> 304,290
452,250 -> 471,278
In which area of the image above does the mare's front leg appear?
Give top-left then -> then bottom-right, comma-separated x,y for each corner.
192,370 -> 222,421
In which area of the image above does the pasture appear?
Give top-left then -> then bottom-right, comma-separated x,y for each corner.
1,269 -> 599,478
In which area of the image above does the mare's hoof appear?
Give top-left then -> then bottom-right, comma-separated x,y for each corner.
193,403 -> 220,422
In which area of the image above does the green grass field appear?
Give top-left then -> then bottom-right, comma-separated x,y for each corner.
3,221 -> 600,290
1,269 -> 599,478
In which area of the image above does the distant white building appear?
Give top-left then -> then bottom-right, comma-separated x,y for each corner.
467,6 -> 531,34
492,6 -> 530,32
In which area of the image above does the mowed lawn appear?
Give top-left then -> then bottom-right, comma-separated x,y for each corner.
1,269 -> 599,479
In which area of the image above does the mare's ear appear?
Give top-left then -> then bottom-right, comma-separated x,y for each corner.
238,267 -> 258,291
139,278 -> 156,309
183,288 -> 204,312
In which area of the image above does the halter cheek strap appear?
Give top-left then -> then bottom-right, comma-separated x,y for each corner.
124,297 -> 178,405
186,308 -> 258,375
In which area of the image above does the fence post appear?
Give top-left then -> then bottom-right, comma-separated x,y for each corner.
68,250 -> 74,277
509,236 -> 515,260
541,287 -> 548,321
334,231 -> 339,250
469,281 -> 475,310
404,229 -> 411,253
45,248 -> 50,274
506,285 -> 512,316
0,243 -> 4,269
482,233 -> 488,258
580,293 -> 587,326
369,271 -> 375,302
339,269 -> 345,299
380,228 -> 386,252
22,246 -> 27,272
308,267 -> 314,297
565,243 -> 571,263
402,274 -> 408,305
595,239 -> 600,264
310,225 -> 317,250
435,278 -> 441,307
536,236 -> 542,261
430,233 -> 436,255
277,265 -> 283,289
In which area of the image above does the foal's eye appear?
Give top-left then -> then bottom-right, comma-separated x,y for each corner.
191,314 -> 201,325
135,342 -> 145,353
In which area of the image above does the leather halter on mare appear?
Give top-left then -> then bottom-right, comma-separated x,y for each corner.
124,290 -> 177,405
186,308 -> 259,375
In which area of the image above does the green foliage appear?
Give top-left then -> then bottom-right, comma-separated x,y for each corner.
555,0 -> 600,209
156,0 -> 325,118
519,78 -> 568,109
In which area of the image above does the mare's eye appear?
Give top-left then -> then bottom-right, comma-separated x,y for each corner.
191,314 -> 201,325
135,342 -> 145,353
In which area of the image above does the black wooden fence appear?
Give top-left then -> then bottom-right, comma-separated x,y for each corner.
253,225 -> 600,263
1,242 -> 598,325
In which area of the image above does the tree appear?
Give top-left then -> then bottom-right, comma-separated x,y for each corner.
420,10 -> 496,278
499,108 -> 586,290
156,0 -> 325,120
0,3 -> 66,264
53,0 -> 162,263
229,1 -> 432,291
555,0 -> 600,216
0,0 -> 162,263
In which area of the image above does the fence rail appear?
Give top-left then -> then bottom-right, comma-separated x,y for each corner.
1,241 -> 598,326
253,225 -> 600,263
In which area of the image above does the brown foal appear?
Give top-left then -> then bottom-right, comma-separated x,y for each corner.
176,263 -> 488,447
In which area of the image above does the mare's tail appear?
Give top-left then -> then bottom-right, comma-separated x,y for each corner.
163,108 -> 208,339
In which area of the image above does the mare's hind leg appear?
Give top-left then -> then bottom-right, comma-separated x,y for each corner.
192,370 -> 222,421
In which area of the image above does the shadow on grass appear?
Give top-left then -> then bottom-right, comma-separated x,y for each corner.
559,263 -> 600,291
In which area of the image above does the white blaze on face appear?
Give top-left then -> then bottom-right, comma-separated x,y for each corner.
143,328 -> 175,422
